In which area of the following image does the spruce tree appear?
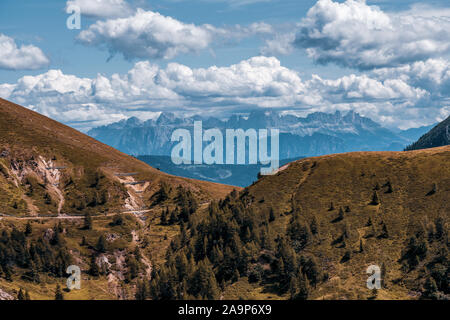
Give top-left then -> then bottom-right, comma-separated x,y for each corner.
380,223 -> 389,239
84,212 -> 93,230
385,181 -> 393,193
269,208 -> 276,222
17,288 -> 25,300
55,284 -> 64,300
329,202 -> 335,211
25,222 -> 32,236
96,235 -> 107,253
423,276 -> 438,299
370,191 -> 380,205
160,207 -> 168,225
89,255 -> 100,276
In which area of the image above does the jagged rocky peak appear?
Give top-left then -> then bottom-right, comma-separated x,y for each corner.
156,112 -> 178,125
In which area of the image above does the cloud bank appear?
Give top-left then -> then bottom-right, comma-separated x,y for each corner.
1,56 -> 447,131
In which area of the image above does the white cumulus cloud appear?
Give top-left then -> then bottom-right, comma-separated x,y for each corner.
0,34 -> 49,70
77,9 -> 222,60
294,0 -> 450,70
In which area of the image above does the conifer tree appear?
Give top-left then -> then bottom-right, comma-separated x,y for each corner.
84,212 -> 93,230
25,221 -> 32,236
269,208 -> 276,222
370,191 -> 380,205
160,207 -> 168,225
423,276 -> 438,299
385,181 -> 393,193
55,284 -> 64,300
329,202 -> 335,211
17,288 -> 25,300
380,223 -> 389,239
96,235 -> 107,253
89,255 -> 100,276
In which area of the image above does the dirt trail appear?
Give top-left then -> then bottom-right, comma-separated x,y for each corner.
0,208 -> 152,221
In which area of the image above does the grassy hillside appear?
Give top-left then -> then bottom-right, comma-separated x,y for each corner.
0,98 -> 235,217
0,98 -> 236,300
150,147 -> 449,300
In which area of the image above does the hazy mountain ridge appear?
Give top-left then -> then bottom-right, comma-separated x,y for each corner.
88,110 -> 424,158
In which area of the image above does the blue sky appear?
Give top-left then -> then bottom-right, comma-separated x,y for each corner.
1,0 -> 450,131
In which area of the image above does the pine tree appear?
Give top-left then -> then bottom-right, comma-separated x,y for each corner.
381,263 -> 387,288
385,181 -> 393,193
329,202 -> 335,211
89,255 -> 100,276
25,290 -> 31,300
289,276 -> 298,299
341,250 -> 351,262
370,191 -> 380,205
169,208 -> 178,225
423,276 -> 438,299
269,208 -> 276,222
135,280 -> 147,300
434,217 -> 444,240
25,221 -> 32,236
160,207 -> 168,225
44,192 -> 52,205
380,223 -> 389,239
84,212 -> 93,230
96,235 -> 107,253
359,239 -> 364,253
17,288 -> 25,300
55,284 -> 64,300
292,273 -> 309,300
371,288 -> 378,299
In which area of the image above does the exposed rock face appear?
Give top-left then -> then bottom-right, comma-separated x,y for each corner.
0,288 -> 14,300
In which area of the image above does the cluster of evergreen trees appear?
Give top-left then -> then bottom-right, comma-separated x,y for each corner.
0,223 -> 72,282
147,190 -> 324,300
160,185 -> 199,226
400,217 -> 449,299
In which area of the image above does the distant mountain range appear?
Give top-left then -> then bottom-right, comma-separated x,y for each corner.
405,116 -> 450,151
88,110 -> 434,159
